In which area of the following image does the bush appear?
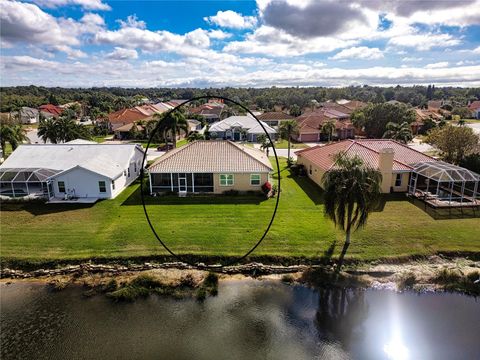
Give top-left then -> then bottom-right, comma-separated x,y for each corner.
261,181 -> 272,194
433,269 -> 462,285
396,272 -> 416,290
223,189 -> 239,196
281,274 -> 294,283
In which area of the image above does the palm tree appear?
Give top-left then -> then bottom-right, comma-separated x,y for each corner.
322,153 -> 382,271
8,124 -> 29,150
38,118 -> 58,143
382,121 -> 413,144
155,111 -> 189,148
321,121 -> 336,143
187,132 -> 205,142
278,120 -> 299,165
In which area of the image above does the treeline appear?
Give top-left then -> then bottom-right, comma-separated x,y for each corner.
1,85 -> 480,113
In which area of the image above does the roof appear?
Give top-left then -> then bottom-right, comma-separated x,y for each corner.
468,100 -> 480,110
108,107 -> 154,124
296,110 -> 354,134
209,116 -> 276,134
257,112 -> 294,121
296,139 -> 436,172
149,140 -> 273,173
0,144 -> 143,180
66,139 -> 98,144
412,161 -> 480,182
39,104 -> 63,116
114,123 -> 145,132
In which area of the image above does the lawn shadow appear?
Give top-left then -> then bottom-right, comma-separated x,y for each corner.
372,193 -> 408,212
0,201 -> 97,215
285,170 -> 325,205
121,185 -> 269,206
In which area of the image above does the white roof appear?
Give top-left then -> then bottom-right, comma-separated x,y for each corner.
0,144 -> 144,180
209,116 -> 276,134
66,139 -> 98,144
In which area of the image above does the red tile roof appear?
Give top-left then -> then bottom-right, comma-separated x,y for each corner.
108,107 -> 155,124
39,104 -> 63,116
296,139 -> 436,172
295,110 -> 354,135
468,100 -> 480,110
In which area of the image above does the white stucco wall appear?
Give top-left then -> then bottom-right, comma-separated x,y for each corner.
53,167 -> 112,199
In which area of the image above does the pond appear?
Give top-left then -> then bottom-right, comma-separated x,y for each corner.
1,280 -> 479,360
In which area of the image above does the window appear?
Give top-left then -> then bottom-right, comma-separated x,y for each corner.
112,180 -> 115,190
134,162 -> 137,172
250,174 -> 261,186
58,181 -> 65,193
128,168 -> 131,177
395,173 -> 402,187
124,170 -> 127,177
309,165 -> 312,175
99,181 -> 106,193
220,174 -> 234,186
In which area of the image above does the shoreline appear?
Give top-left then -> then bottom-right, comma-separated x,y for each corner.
2,256 -> 479,297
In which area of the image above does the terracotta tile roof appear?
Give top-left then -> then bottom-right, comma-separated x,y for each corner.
296,110 -> 354,134
114,123 -> 144,132
468,100 -> 480,110
108,108 -> 154,124
257,112 -> 294,121
342,100 -> 367,111
296,139 -> 436,172
148,140 -> 273,173
39,104 -> 63,116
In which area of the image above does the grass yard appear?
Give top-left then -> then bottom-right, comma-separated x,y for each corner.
1,159 -> 479,264
273,139 -> 308,149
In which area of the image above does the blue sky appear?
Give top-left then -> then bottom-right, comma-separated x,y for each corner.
1,0 -> 479,87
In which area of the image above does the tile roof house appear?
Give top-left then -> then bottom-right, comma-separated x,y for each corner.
468,100 -> 480,119
107,104 -> 171,131
39,104 -> 63,117
209,116 -> 276,142
294,110 -> 355,142
189,102 -> 225,123
0,143 -> 144,201
148,140 -> 272,194
296,139 -> 436,193
12,107 -> 39,124
256,112 -> 294,127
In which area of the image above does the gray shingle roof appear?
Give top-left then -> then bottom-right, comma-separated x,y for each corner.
149,141 -> 273,173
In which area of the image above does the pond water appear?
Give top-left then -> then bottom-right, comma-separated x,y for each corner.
1,280 -> 479,360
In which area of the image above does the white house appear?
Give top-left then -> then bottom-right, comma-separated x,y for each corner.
0,143 -> 144,202
209,116 -> 276,142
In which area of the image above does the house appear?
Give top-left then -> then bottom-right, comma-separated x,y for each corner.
148,140 -> 272,195
295,139 -> 436,193
107,103 -> 172,131
39,104 -> 63,117
209,116 -> 276,142
257,112 -> 294,127
15,107 -> 39,124
412,108 -> 443,134
293,110 -> 355,142
468,100 -> 480,119
0,143 -> 144,202
189,100 -> 225,123
114,123 -> 145,140
187,119 -> 203,132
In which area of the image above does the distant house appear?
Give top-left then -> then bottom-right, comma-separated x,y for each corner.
294,110 -> 355,142
209,116 -> 276,142
0,143 -> 144,202
189,100 -> 225,123
39,104 -> 63,117
296,139 -> 436,193
412,108 -> 443,134
468,100 -> 480,119
114,123 -> 145,140
107,103 -> 171,131
257,112 -> 294,127
14,107 -> 39,124
187,119 -> 203,132
148,140 -> 272,195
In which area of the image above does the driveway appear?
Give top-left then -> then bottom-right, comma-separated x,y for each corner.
408,138 -> 435,153
466,122 -> 480,135
146,148 -> 165,162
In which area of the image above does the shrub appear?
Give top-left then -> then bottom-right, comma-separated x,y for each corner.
261,181 -> 272,194
396,272 -> 416,290
433,269 -> 462,285
223,189 -> 239,196
195,287 -> 207,301
179,274 -> 196,288
281,274 -> 294,283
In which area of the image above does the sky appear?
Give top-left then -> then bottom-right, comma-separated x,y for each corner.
1,0 -> 480,88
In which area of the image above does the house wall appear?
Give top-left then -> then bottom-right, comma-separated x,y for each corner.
298,133 -> 319,142
390,172 -> 410,192
110,150 -> 144,198
296,156 -> 326,188
53,168 -> 112,199
213,172 -> 269,193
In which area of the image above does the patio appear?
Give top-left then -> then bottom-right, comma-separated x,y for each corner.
408,161 -> 480,208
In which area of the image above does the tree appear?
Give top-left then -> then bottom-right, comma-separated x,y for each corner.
187,132 -> 205,142
256,134 -> 271,154
322,153 -> 382,271
289,104 -> 302,117
355,103 -> 416,138
38,118 -> 59,143
155,110 -> 189,148
382,121 -> 413,144
278,120 -> 299,165
425,125 -> 479,164
452,107 -> 471,119
321,121 -> 336,143
459,153 -> 480,174
0,123 -> 28,155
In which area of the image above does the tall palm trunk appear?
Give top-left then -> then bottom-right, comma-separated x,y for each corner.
336,230 -> 351,272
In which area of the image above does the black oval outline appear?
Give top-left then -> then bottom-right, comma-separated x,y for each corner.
140,96 -> 281,267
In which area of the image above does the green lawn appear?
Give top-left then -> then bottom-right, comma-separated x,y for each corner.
1,159 -> 479,263
273,140 -> 308,149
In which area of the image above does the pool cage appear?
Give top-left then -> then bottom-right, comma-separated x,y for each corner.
408,161 -> 480,207
0,168 -> 59,198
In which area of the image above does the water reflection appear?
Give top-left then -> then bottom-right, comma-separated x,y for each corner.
1,281 -> 479,360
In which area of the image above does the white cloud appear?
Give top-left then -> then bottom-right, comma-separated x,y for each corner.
473,46 -> 480,54
204,10 -> 257,29
425,62 -> 449,69
106,47 -> 138,60
402,57 -> 422,62
32,0 -> 110,11
117,14 -> 146,29
330,46 -> 383,60
388,33 -> 462,50
207,30 -> 232,40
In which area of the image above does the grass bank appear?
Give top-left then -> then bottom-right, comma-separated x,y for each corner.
1,159 -> 479,265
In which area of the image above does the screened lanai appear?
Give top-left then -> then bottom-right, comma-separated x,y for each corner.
0,168 -> 59,198
408,161 -> 480,207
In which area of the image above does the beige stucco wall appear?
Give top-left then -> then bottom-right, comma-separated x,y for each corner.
213,172 -> 269,193
298,154 -> 411,194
